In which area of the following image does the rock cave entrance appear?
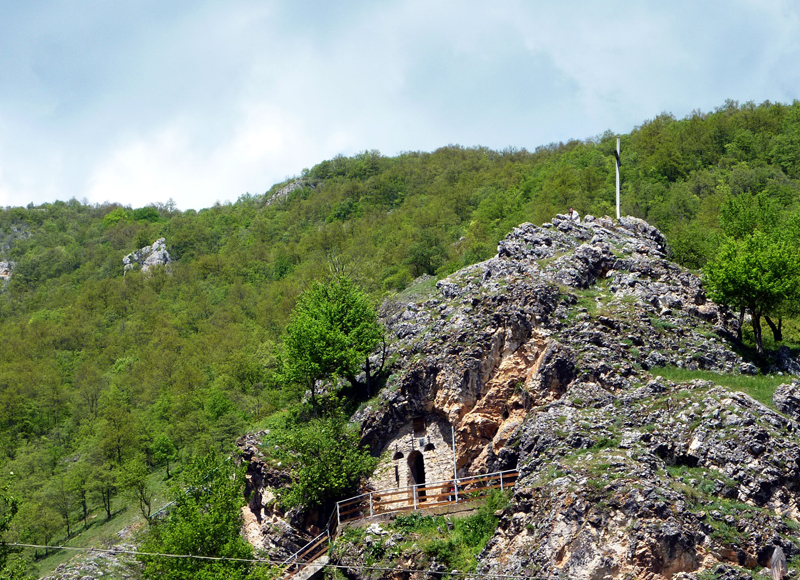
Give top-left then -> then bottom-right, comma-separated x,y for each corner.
408,450 -> 426,502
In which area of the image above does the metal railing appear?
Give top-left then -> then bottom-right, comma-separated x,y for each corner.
281,469 -> 519,579
281,510 -> 338,579
335,469 -> 518,526
282,529 -> 330,578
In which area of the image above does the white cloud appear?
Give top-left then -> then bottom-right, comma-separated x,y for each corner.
3,1 -> 800,210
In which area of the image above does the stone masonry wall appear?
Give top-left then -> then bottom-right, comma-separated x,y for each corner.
369,414 -> 457,499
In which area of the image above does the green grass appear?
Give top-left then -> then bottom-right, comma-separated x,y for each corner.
664,463 -> 769,551
393,275 -> 439,302
648,366 -> 788,408
30,467 -> 172,577
355,491 -> 511,576
589,437 -> 620,452
666,465 -> 728,496
649,317 -> 677,332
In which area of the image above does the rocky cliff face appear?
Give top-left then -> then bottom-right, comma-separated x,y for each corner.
330,215 -> 800,580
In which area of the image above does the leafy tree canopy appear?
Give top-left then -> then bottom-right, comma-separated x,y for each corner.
138,453 -> 273,580
281,275 -> 383,404
268,405 -> 378,509
704,229 -> 800,354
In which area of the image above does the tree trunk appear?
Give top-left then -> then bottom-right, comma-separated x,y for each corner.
737,307 -> 745,342
764,315 -> 783,342
102,488 -> 112,520
753,310 -> 764,355
81,494 -> 88,527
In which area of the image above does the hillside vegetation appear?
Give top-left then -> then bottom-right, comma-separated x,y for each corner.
2,99 -> 800,576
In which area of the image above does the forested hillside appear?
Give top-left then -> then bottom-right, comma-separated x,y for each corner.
2,99 -> 800,576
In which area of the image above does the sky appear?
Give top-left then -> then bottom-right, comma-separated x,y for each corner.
1,1 -> 799,211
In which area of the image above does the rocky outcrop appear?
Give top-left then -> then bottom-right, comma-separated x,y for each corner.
237,432 -> 314,560
478,378 -> 800,579
772,380 -> 800,422
265,180 -> 315,206
0,260 -> 13,283
39,545 -> 139,579
359,215 -> 746,477
329,215 -> 800,580
0,224 -> 30,256
123,238 -> 172,274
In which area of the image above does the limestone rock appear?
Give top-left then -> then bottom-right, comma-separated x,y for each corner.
0,260 -> 13,283
265,180 -> 315,206
772,381 -> 800,421
235,431 -> 313,559
774,346 -> 800,376
271,216 -> 800,580
123,238 -> 172,274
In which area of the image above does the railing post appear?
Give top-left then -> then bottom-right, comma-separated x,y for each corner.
454,478 -> 459,504
500,471 -> 504,491
413,485 -> 418,510
337,502 -> 341,527
369,493 -> 374,517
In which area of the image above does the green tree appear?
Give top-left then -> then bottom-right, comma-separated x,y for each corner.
281,276 -> 383,406
717,192 -> 796,341
271,407 -> 378,509
138,453 -> 271,580
704,230 -> 800,354
89,463 -> 118,521
45,474 -> 75,539
133,207 -> 161,223
151,434 -> 178,479
14,494 -> 61,557
0,478 -> 19,574
121,458 -> 155,523
66,459 -> 93,528
719,191 -> 780,240
97,392 -> 139,464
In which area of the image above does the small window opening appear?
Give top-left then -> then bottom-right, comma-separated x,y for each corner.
392,444 -> 404,460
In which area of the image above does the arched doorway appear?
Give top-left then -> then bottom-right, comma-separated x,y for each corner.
408,451 -> 426,502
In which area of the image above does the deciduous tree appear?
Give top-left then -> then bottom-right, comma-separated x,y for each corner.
138,454 -> 270,580
704,230 -> 800,354
281,276 -> 383,406
271,406 -> 378,509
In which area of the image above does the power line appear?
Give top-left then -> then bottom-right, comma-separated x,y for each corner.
11,543 -> 267,563
10,542 -> 536,578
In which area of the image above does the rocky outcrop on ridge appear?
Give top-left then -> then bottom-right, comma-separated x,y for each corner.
329,215 -> 800,580
265,180 -> 315,206
0,260 -> 13,283
358,215 -> 748,474
123,238 -> 172,274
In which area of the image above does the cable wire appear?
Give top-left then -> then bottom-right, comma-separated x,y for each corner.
9,542 -> 535,578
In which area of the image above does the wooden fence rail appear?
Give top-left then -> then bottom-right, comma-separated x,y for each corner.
336,469 -> 518,525
282,523 -> 334,580
283,469 -> 519,580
